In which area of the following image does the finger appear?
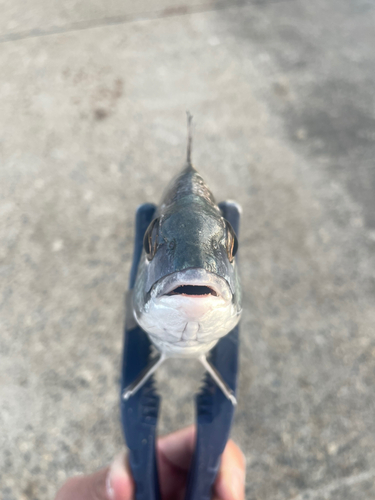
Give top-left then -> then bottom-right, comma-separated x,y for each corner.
157,425 -> 196,500
55,468 -> 109,500
158,425 -> 196,471
54,451 -> 134,500
213,439 -> 246,500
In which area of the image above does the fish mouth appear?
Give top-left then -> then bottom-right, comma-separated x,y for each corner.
167,285 -> 218,297
152,268 -> 232,301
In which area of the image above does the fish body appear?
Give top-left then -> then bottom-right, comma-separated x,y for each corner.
133,162 -> 242,358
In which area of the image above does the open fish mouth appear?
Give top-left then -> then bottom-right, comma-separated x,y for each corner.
152,268 -> 232,302
167,284 -> 218,297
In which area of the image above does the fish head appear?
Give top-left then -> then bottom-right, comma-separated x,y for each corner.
143,202 -> 238,292
133,200 -> 241,357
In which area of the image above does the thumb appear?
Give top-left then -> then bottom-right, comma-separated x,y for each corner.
55,451 -> 134,500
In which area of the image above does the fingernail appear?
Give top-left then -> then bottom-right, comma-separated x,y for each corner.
106,451 -> 128,500
229,467 -> 246,500
106,471 -> 115,500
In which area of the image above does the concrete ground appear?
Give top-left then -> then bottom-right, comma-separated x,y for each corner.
1,1 -> 375,499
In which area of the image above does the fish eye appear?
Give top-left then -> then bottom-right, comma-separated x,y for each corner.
143,218 -> 159,260
224,219 -> 238,262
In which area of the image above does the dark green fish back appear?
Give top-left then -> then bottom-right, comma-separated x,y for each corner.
159,164 -> 220,215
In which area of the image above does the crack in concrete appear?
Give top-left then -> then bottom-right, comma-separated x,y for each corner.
0,2 -> 245,45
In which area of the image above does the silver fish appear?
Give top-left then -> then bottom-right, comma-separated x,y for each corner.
124,117 -> 241,404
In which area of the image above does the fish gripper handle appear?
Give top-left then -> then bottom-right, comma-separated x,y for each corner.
184,201 -> 240,500
121,203 -> 162,500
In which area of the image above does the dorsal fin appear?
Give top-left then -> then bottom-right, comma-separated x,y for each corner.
158,114 -> 219,214
186,111 -> 194,169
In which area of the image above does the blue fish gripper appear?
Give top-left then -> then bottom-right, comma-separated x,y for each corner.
120,201 -> 240,500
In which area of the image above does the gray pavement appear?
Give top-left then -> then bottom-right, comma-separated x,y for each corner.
1,1 -> 375,499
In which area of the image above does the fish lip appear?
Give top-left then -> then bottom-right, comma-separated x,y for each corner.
151,268 -> 232,301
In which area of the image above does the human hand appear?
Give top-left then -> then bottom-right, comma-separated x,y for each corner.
55,425 -> 246,500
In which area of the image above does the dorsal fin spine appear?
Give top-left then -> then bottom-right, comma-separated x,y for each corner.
186,111 -> 193,169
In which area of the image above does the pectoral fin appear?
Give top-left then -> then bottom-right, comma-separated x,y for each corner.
199,355 -> 237,406
122,354 -> 167,400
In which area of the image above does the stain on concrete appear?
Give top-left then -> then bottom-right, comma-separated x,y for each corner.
223,0 -> 375,228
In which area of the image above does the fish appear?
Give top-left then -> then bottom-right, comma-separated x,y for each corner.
124,116 -> 241,404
